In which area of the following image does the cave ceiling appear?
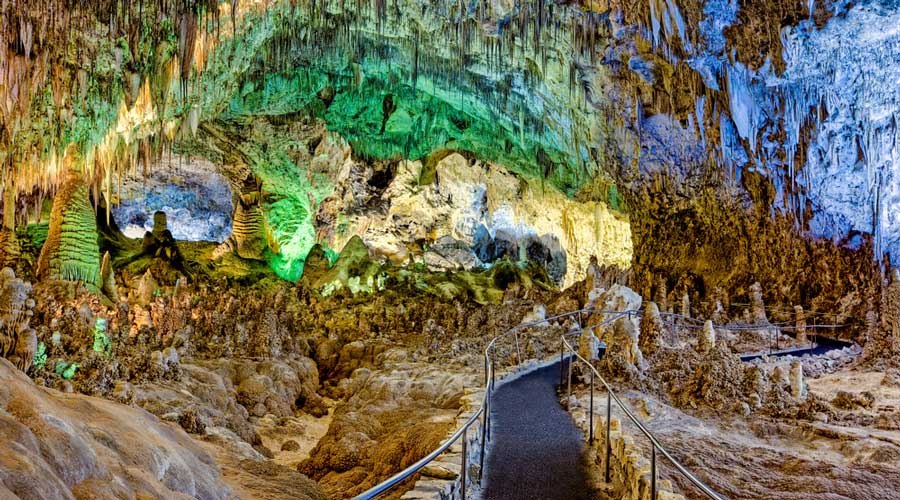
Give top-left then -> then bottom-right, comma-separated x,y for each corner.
2,0 -> 899,280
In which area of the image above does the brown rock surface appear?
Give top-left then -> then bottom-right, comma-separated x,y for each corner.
0,357 -> 230,499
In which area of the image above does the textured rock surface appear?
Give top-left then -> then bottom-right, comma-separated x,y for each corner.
0,268 -> 35,372
315,149 -> 631,287
589,285 -> 644,367
300,352 -> 472,498
0,357 -> 231,499
36,178 -> 101,287
114,156 -> 233,243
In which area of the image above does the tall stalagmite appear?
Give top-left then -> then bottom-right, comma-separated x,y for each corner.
36,177 -> 101,287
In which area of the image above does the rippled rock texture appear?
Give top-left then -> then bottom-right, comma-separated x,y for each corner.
0,357 -> 231,500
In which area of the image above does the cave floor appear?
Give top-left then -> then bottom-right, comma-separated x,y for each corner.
568,367 -> 900,499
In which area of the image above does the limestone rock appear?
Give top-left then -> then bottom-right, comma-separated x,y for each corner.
0,268 -> 35,372
521,304 -> 548,325
135,270 -> 159,305
100,251 -> 119,301
0,357 -> 231,499
36,177 -> 101,287
698,320 -> 716,353
749,282 -> 769,324
794,305 -> 807,344
639,301 -> 663,355
592,285 -> 643,367
315,151 -> 631,287
790,361 -> 806,400
281,439 -> 301,452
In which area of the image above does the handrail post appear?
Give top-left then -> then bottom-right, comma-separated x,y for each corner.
461,426 -> 467,500
651,445 -> 657,500
566,355 -> 573,402
589,369 -> 594,442
484,355 -> 488,386
605,390 -> 611,483
486,388 -> 491,442
559,337 -> 564,385
514,331 -> 522,365
479,409 -> 486,483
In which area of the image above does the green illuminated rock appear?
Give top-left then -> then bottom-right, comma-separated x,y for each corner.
36,178 -> 101,287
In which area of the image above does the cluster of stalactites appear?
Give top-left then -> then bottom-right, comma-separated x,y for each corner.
3,0 -> 624,217
0,0 -> 242,224
0,0 -> 219,140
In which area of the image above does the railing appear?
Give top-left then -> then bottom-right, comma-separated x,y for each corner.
354,308 -> 726,500
656,311 -> 845,356
560,310 -> 726,500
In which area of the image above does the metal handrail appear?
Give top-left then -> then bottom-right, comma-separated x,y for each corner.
356,302 -> 848,500
655,310 -> 846,356
355,309 -> 617,499
560,311 -> 726,500
356,308 -> 726,500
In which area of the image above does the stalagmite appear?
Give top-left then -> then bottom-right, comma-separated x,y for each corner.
772,364 -> 790,387
698,319 -> 715,353
790,361 -> 806,400
101,251 -> 119,302
681,292 -> 690,318
36,177 -> 102,288
0,186 -> 19,268
639,301 -> 663,354
152,211 -> 168,235
886,269 -> 900,346
794,305 -> 807,344
654,275 -> 668,313
749,282 -> 769,324
711,287 -> 730,324
0,267 -> 35,373
579,327 -> 602,361
216,198 -> 269,261
711,300 -> 728,325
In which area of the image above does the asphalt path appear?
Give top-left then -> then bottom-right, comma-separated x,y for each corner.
481,362 -> 595,500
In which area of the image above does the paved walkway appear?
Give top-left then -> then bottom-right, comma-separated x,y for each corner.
481,362 -> 595,500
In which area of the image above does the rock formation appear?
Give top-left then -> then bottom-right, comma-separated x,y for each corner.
225,198 -> 269,261
749,282 -> 769,325
0,186 -> 20,268
790,361 -> 806,401
639,301 -> 663,355
885,269 -> 900,349
0,268 -> 35,372
0,357 -> 234,499
698,320 -> 716,353
0,0 -> 898,498
100,251 -> 118,301
591,285 -> 644,368
36,178 -> 101,287
794,305 -> 807,344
